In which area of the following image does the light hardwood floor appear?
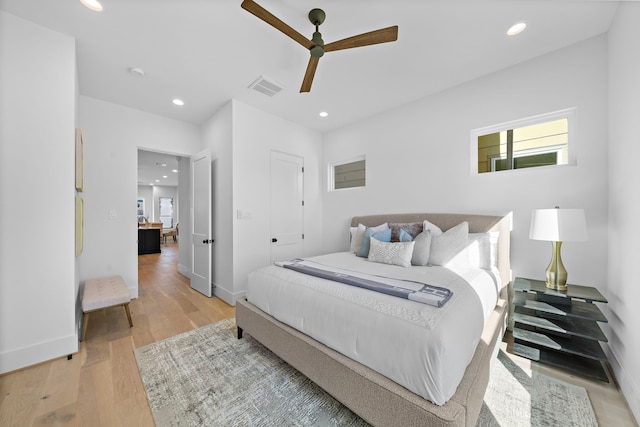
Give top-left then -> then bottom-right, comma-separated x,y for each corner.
0,240 -> 234,426
0,241 -> 637,426
501,332 -> 638,427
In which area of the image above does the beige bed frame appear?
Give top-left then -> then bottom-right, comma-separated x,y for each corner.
236,213 -> 512,427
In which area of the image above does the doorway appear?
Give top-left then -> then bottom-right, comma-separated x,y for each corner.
137,149 -> 186,275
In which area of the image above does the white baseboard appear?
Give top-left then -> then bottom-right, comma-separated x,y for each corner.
213,284 -> 245,306
213,284 -> 234,305
0,334 -> 78,375
128,286 -> 138,299
178,263 -> 191,278
607,346 -> 640,424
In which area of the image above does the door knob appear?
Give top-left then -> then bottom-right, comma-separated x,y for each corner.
202,239 -> 214,244
271,238 -> 278,243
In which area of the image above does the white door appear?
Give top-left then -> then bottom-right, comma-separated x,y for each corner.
270,151 -> 304,263
191,149 -> 213,297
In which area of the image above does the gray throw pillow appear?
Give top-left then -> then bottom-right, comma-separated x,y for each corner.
390,222 -> 423,242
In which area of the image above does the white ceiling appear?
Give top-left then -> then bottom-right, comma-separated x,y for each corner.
137,149 -> 181,187
0,0 -> 620,134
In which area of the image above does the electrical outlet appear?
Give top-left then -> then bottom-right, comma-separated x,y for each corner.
109,209 -> 117,220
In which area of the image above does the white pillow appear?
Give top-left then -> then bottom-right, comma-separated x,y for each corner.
353,222 -> 389,254
469,231 -> 499,269
349,227 -> 358,252
353,224 -> 366,253
486,231 -> 499,268
368,238 -> 415,268
429,222 -> 469,266
411,230 -> 432,266
447,231 -> 499,270
423,220 -> 443,237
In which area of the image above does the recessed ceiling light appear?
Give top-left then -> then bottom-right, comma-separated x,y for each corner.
155,179 -> 160,182
172,169 -> 178,173
319,111 -> 328,118
507,22 -> 527,36
149,183 -> 154,186
162,175 -> 168,179
172,99 -> 184,106
80,0 -> 103,12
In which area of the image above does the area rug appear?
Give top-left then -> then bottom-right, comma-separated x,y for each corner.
134,319 -> 598,427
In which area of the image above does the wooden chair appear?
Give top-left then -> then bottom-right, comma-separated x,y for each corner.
162,223 -> 178,243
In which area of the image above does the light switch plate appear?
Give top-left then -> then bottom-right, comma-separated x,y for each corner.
237,209 -> 252,220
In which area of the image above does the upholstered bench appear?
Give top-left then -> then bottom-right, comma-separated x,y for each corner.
81,275 -> 133,341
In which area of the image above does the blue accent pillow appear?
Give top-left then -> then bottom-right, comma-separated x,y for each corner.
357,228 -> 392,257
399,229 -> 414,242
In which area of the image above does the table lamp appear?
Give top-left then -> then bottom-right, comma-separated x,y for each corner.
529,207 -> 587,291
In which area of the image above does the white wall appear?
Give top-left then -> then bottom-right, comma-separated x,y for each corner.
78,96 -> 200,298
323,35 -> 609,291
231,101 -> 324,302
137,185 -> 153,219
0,12 -> 77,373
201,100 -> 323,305
137,184 -> 179,225
152,185 -> 178,226
608,2 -> 640,421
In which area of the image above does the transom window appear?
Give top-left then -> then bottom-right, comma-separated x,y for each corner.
472,108 -> 575,174
329,157 -> 366,191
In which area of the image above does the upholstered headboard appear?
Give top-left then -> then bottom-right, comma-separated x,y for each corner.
350,213 -> 512,301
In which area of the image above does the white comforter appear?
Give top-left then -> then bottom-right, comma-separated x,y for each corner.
246,252 -> 499,405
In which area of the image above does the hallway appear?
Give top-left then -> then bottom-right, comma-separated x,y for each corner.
135,239 -> 235,345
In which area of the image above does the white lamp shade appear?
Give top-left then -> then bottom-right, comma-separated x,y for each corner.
529,208 -> 588,242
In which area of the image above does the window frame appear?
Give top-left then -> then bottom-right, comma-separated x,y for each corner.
490,146 -> 563,172
470,107 -> 577,175
328,155 -> 366,192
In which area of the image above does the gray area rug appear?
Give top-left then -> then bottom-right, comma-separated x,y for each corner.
134,319 -> 598,427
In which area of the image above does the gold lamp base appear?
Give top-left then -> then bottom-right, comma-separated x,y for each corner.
545,241 -> 568,291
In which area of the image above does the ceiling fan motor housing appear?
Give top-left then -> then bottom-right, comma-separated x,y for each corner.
311,31 -> 324,57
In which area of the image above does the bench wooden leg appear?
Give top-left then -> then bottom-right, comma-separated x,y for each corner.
81,313 -> 89,342
124,303 -> 133,328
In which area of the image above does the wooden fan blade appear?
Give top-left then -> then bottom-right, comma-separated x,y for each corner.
300,56 -> 320,93
324,25 -> 398,53
241,0 -> 314,50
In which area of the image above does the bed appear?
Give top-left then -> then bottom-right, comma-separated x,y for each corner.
236,213 -> 512,427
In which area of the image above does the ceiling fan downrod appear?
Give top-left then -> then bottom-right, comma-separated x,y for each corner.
309,9 -> 325,58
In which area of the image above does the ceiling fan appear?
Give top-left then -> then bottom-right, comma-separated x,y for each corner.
241,0 -> 398,93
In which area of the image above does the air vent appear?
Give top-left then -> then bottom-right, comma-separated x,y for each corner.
248,75 -> 285,97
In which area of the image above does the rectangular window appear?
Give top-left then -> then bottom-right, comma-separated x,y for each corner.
159,197 -> 174,228
329,157 -> 366,191
472,108 -> 575,175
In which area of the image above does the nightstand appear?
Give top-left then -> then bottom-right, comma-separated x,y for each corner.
511,277 -> 609,382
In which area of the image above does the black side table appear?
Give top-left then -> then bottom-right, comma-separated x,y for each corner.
511,277 -> 609,382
